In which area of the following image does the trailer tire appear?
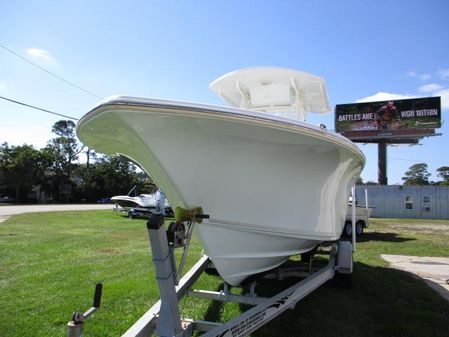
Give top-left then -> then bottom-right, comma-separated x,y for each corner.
356,221 -> 364,236
343,221 -> 352,237
165,207 -> 174,217
128,210 -> 134,219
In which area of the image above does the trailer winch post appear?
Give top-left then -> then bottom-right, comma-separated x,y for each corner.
147,214 -> 183,337
351,185 -> 356,252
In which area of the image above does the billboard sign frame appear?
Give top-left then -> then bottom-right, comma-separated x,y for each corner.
335,96 -> 441,142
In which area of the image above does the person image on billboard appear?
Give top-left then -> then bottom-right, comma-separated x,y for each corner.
375,101 -> 401,130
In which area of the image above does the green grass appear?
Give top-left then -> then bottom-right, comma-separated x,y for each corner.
1,213 -> 449,336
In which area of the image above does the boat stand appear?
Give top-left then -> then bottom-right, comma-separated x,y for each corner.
121,213 -> 353,337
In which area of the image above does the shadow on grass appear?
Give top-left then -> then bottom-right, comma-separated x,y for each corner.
197,261 -> 449,337
203,282 -> 225,322
356,232 -> 416,243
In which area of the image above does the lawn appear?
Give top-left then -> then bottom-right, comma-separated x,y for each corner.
1,211 -> 449,336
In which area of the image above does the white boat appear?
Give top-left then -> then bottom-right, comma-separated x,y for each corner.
111,194 -> 156,209
111,191 -> 170,210
77,67 -> 365,285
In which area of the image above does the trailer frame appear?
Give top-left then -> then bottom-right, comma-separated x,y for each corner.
120,213 -> 353,337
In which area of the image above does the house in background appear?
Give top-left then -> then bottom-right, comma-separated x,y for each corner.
355,185 -> 449,220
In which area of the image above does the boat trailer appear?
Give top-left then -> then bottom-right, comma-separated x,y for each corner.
68,190 -> 356,336
68,211 -> 353,337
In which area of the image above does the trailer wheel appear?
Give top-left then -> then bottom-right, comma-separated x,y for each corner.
165,207 -> 174,217
356,221 -> 365,236
128,210 -> 134,219
343,221 -> 352,237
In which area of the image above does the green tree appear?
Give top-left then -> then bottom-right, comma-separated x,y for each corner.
401,163 -> 431,186
364,180 -> 379,185
48,120 -> 84,181
356,176 -> 379,185
0,143 -> 51,202
96,156 -> 155,196
74,156 -> 155,202
45,120 -> 84,202
436,166 -> 449,186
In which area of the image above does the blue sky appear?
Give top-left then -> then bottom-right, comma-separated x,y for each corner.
1,0 -> 448,184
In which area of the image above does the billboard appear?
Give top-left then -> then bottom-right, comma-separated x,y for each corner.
335,97 -> 441,140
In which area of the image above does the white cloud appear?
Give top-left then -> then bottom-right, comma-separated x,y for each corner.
356,92 -> 416,103
356,89 -> 448,110
418,83 -> 444,93
438,68 -> 449,80
26,48 -> 58,66
0,83 -> 6,91
406,70 -> 431,81
433,88 -> 449,110
0,125 -> 50,148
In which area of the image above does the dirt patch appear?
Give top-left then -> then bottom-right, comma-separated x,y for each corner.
0,232 -> 18,236
95,247 -> 122,255
392,224 -> 449,232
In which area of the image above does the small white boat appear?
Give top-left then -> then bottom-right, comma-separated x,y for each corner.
111,191 -> 170,210
111,194 -> 156,209
77,67 -> 365,285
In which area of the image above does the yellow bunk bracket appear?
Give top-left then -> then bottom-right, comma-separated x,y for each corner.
174,206 -> 206,223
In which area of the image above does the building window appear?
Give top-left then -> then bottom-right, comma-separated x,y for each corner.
405,195 -> 413,210
422,196 -> 431,211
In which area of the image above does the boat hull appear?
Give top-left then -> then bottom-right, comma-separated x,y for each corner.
198,222 -> 318,285
111,195 -> 148,209
77,97 -> 365,285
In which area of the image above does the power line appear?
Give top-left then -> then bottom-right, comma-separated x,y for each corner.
390,157 -> 423,162
0,95 -> 79,121
0,43 -> 103,100
390,157 -> 447,165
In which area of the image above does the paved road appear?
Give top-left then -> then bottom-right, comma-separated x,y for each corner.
0,204 -> 115,223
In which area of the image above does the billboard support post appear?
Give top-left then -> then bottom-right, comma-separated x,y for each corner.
378,141 -> 387,185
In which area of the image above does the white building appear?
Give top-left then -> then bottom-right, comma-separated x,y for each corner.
355,185 -> 449,220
